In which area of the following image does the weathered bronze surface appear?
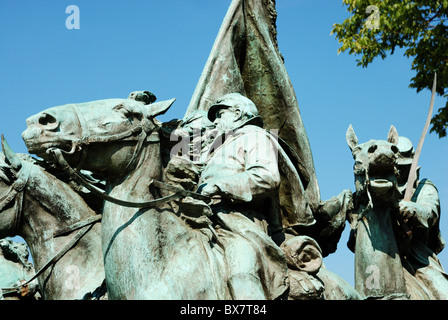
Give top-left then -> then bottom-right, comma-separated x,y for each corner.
1,0 -> 445,300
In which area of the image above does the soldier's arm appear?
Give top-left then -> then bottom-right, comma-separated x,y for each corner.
199,131 -> 280,202
399,180 -> 440,228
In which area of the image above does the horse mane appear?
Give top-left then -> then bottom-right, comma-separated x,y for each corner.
0,152 -> 36,184
0,152 -> 104,214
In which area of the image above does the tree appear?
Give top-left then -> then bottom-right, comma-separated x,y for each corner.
332,0 -> 448,138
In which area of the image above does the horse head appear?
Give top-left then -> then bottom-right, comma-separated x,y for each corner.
22,96 -> 175,178
0,137 -> 34,238
346,125 -> 400,205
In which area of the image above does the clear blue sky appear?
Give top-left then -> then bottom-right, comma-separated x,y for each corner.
0,0 -> 446,288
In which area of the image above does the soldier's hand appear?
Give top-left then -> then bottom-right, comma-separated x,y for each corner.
399,200 -> 418,220
197,182 -> 220,197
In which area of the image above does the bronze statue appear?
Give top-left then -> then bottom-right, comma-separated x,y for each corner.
346,125 -> 447,299
0,0 -> 444,300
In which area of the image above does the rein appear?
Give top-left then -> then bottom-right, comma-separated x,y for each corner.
0,161 -> 99,296
20,223 -> 96,288
49,147 -> 182,208
64,105 -> 158,172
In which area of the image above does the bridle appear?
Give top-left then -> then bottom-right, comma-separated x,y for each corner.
0,161 -> 31,236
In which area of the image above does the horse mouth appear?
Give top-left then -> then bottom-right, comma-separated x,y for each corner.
23,139 -> 74,159
368,163 -> 395,192
22,125 -> 76,157
370,178 -> 393,190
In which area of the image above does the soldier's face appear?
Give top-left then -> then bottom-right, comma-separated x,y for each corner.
214,107 -> 237,132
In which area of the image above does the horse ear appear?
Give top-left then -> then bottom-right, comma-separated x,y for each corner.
387,125 -> 399,145
147,98 -> 176,118
1,134 -> 22,171
346,124 -> 358,152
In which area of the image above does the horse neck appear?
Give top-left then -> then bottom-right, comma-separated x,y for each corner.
19,165 -> 97,268
354,196 -> 408,298
106,141 -> 162,201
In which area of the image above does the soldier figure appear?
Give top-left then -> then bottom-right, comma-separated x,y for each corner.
396,136 -> 448,299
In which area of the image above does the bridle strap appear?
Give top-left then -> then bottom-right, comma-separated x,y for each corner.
0,162 -> 32,234
67,105 -> 159,174
70,105 -> 155,146
0,162 -> 31,208
21,223 -> 95,287
0,185 -> 17,212
123,123 -> 151,173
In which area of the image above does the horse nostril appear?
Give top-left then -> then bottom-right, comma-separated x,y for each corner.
368,145 -> 377,154
38,113 -> 56,125
38,113 -> 59,130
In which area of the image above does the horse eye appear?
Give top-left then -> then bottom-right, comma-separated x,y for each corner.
113,104 -> 132,117
368,145 -> 377,154
391,145 -> 399,153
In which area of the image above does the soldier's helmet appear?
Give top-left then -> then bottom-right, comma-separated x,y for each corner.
396,136 -> 414,166
207,93 -> 259,123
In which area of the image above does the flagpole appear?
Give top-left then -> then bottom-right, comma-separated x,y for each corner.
403,73 -> 437,201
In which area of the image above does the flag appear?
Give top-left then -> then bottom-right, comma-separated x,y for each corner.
184,0 -> 321,226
